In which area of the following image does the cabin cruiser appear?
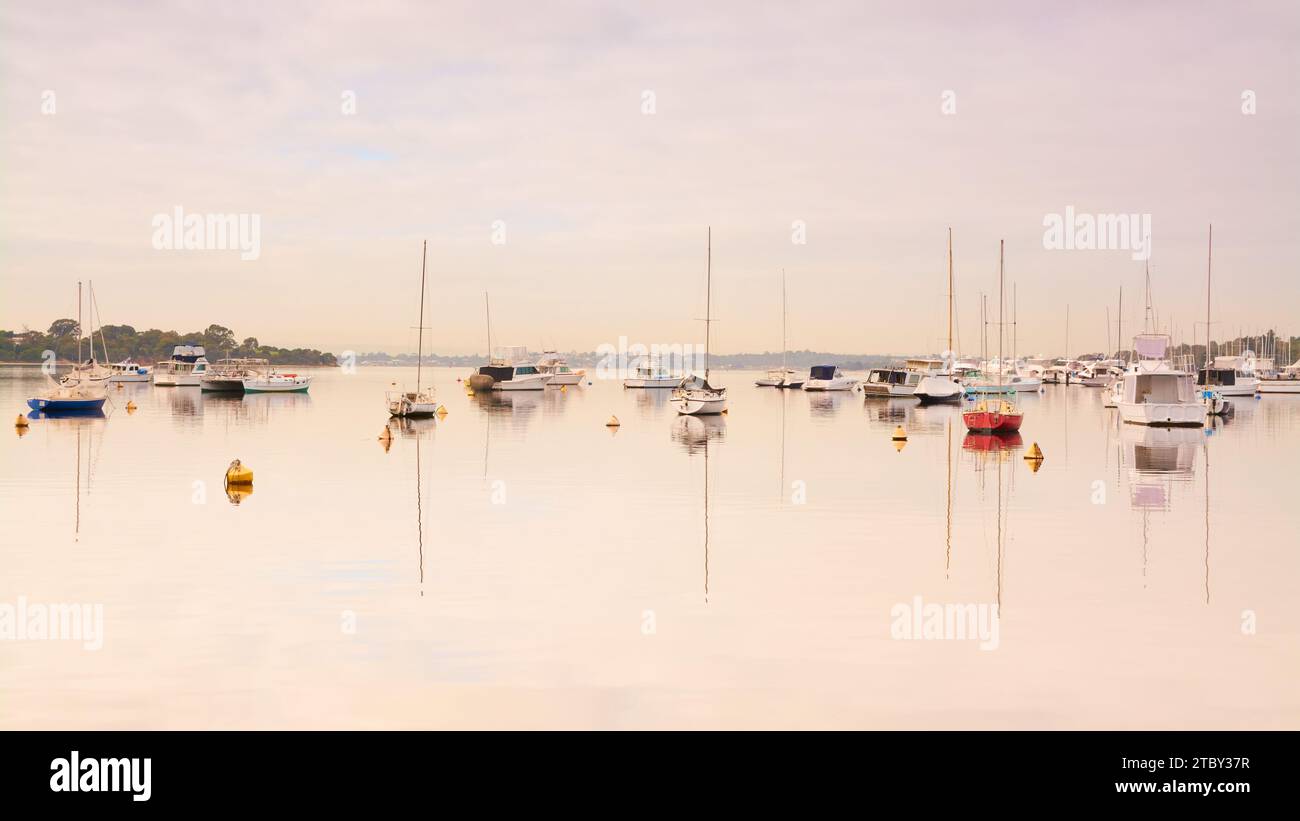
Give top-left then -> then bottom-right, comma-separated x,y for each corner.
861,366 -> 920,397
671,373 -> 727,415
535,352 -> 585,386
1116,335 -> 1205,427
153,345 -> 209,387
622,360 -> 679,388
802,364 -> 857,391
201,358 -> 268,392
1197,353 -> 1260,396
108,359 -> 151,382
473,363 -> 552,391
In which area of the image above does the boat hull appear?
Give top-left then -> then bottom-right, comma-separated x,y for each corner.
108,372 -> 150,383
201,378 -> 246,392
543,371 -> 583,386
1202,381 -> 1258,396
861,384 -> 915,397
961,409 -> 1023,433
1259,379 -> 1300,394
27,397 -> 108,413
494,375 -> 550,391
244,375 -> 312,393
623,377 -> 679,388
803,379 -> 857,391
913,375 -> 962,403
1118,401 -> 1205,427
672,390 -> 727,415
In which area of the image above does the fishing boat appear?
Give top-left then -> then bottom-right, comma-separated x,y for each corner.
802,364 -> 857,391
153,345 -> 209,386
1116,333 -> 1204,427
202,358 -> 268,392
756,270 -> 797,388
387,241 -> 444,417
243,371 -> 312,393
535,352 -> 585,386
623,360 -> 680,388
672,228 -> 727,416
108,358 -> 151,382
963,241 -> 1023,434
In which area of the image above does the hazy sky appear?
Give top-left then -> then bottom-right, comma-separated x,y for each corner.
3,1 -> 1297,357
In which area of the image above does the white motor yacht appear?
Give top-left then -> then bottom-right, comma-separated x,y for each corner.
802,364 -> 857,391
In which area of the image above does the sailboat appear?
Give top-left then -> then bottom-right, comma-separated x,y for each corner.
59,281 -> 112,387
671,227 -> 727,415
29,283 -> 108,414
914,228 -> 963,403
756,270 -> 797,387
962,241 -> 1023,434
387,240 -> 445,417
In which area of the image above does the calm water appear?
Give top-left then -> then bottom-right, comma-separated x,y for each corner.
2,366 -> 1297,729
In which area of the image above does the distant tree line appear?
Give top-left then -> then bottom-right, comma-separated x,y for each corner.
1,322 -> 337,366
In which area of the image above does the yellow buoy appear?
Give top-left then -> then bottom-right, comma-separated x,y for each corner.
893,438 -> 907,453
15,414 -> 29,428
1026,457 -> 1043,473
606,415 -> 620,427
1024,442 -> 1044,461
225,459 -> 254,485
436,406 -> 448,417
125,401 -> 137,412
560,385 -> 567,393
892,426 -> 907,441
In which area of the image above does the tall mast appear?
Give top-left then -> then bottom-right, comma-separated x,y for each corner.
947,227 -> 954,352
997,240 -> 1004,389
1012,282 -> 1018,364
484,291 -> 493,363
1064,304 -> 1070,359
416,240 -> 427,389
779,269 -> 786,373
1205,224 -> 1213,369
1144,259 -> 1154,333
77,281 -> 83,364
1118,286 -> 1123,363
704,226 -> 712,381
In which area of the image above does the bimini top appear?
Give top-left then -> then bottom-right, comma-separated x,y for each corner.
1132,333 -> 1169,360
809,365 -> 839,380
169,345 -> 207,362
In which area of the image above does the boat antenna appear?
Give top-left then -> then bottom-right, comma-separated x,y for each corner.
1118,286 -> 1123,364
781,268 -> 787,376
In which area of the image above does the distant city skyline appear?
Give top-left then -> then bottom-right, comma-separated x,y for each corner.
3,2 -> 1297,356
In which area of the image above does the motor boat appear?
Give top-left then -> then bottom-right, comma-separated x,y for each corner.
535,351 -> 585,385
623,360 -> 679,388
153,345 -> 209,387
243,371 -> 312,393
108,359 -> 151,382
802,364 -> 857,391
1197,353 -> 1260,396
202,358 -> 268,392
755,367 -> 799,388
1116,334 -> 1204,426
473,363 -> 552,390
861,366 -> 920,397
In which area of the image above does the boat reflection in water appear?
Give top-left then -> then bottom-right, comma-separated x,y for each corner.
671,414 -> 726,454
962,431 -> 1023,457
1123,425 -> 1198,510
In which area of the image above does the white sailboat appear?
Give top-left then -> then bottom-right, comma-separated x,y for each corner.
388,240 -> 444,417
914,228 -> 964,403
756,270 -> 798,388
672,228 -> 727,416
59,281 -> 113,387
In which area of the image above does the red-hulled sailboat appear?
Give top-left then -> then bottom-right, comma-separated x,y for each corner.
963,240 -> 1024,434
